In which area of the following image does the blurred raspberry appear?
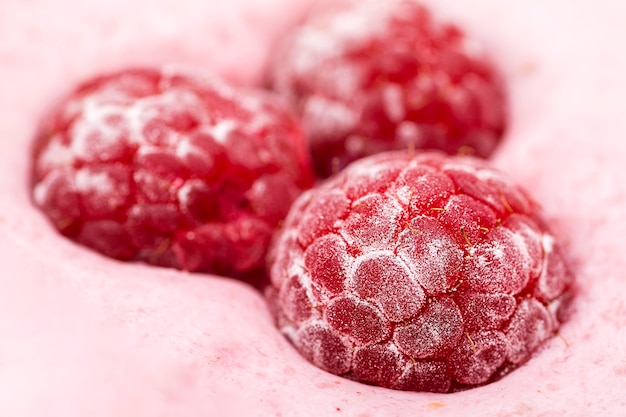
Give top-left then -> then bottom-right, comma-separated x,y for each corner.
272,0 -> 507,177
32,68 -> 314,283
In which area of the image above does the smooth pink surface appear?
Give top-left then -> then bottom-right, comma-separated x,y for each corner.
1,0 -> 625,416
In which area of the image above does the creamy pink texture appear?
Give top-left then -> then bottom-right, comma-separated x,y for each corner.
1,0 -> 625,416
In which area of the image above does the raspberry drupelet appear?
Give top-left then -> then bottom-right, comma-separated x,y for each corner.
31,68 -> 314,282
266,151 -> 573,392
272,0 -> 507,177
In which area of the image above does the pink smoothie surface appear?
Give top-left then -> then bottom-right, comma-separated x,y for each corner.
1,0 -> 625,415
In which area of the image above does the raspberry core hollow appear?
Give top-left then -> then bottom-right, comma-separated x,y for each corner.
266,151 -> 573,392
31,68 -> 314,282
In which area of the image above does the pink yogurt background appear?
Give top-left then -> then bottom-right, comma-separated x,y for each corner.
1,0 -> 625,415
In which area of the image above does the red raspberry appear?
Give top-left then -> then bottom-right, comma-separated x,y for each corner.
267,151 -> 573,392
32,68 -> 314,282
271,0 -> 507,177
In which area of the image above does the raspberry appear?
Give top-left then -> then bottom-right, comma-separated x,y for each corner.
271,0 -> 507,177
266,151 -> 573,392
32,68 -> 314,282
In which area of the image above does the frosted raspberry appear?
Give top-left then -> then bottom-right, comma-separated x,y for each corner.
267,151 -> 573,392
271,0 -> 507,177
32,68 -> 314,282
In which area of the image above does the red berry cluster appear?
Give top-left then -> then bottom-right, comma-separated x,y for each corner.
272,0 -> 507,177
266,151 -> 573,392
30,0 -> 572,393
32,68 -> 313,281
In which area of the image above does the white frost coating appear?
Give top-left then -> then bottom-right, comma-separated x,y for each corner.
442,160 -> 482,175
176,180 -> 200,207
542,233 -> 555,254
69,99 -> 126,158
129,89 -> 208,146
174,137 -> 195,159
393,297 -> 463,359
80,97 -> 123,128
349,250 -> 425,322
230,87 -> 263,116
426,238 -> 459,277
396,217 -> 464,294
546,296 -> 564,319
385,340 -> 402,356
484,234 -> 512,264
244,111 -> 273,136
32,183 -> 47,206
382,84 -> 406,123
210,119 -> 237,145
468,226 -> 535,294
474,240 -> 504,269
294,320 -> 352,372
452,330 -> 509,385
197,73 -> 238,104
287,256 -> 320,305
395,359 -> 417,387
74,169 -> 115,194
395,185 -> 413,206
164,89 -> 209,122
285,251 -> 306,285
32,173 -> 59,206
289,27 -> 338,76
340,194 -> 403,250
291,2 -> 390,72
37,138 -> 75,171
135,144 -> 161,158
325,7 -> 383,46
509,227 -> 533,267
248,177 -> 268,199
505,299 -> 554,364
124,102 -> 146,144
348,250 -> 399,286
303,96 -> 358,141
344,157 -> 397,180
475,167 -> 511,185
280,323 -> 298,344
428,238 -> 453,261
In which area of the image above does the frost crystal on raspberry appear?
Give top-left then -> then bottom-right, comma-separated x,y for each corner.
267,151 -> 573,392
271,0 -> 507,177
32,68 -> 314,282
